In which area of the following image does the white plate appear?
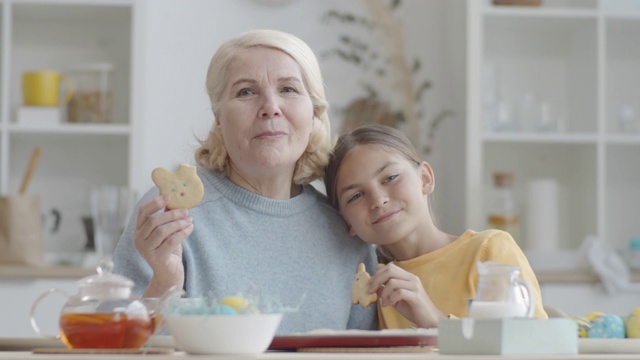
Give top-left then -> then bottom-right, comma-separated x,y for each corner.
579,338 -> 640,354
0,337 -> 65,351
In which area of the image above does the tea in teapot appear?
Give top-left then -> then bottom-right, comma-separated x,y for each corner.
31,260 -> 158,349
467,261 -> 534,319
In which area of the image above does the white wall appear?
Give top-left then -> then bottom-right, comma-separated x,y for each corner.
132,0 -> 467,233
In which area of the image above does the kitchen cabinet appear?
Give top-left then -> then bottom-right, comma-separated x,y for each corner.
0,265 -> 91,337
0,278 -> 76,337
0,0 -> 135,253
536,270 -> 640,315
542,282 -> 640,316
466,0 -> 640,255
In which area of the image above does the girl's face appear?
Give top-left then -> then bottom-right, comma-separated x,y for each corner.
335,145 -> 434,246
215,47 -> 314,176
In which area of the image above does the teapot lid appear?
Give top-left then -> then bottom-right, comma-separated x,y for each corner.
77,259 -> 133,298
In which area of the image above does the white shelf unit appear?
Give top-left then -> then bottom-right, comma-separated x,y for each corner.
467,0 -> 640,252
0,0 -> 134,253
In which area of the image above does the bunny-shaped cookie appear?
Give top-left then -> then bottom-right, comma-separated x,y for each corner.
350,263 -> 378,308
152,164 -> 204,210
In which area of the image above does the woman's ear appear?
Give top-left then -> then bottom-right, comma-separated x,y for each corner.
347,225 -> 358,236
420,161 -> 435,195
341,217 -> 358,237
347,224 -> 357,237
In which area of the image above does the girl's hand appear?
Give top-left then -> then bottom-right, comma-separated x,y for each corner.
133,195 -> 193,297
368,263 -> 444,328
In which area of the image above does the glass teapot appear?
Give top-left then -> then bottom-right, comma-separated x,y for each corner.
30,260 -> 159,349
467,261 -> 534,319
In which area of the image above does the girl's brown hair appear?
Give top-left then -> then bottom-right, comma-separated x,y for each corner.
324,124 -> 421,210
324,124 -> 431,264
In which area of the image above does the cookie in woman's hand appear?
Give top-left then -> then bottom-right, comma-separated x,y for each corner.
350,263 -> 378,308
152,164 -> 204,210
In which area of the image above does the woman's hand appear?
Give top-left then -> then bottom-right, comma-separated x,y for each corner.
133,195 -> 193,297
368,263 -> 444,328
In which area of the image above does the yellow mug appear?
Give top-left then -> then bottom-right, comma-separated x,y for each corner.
22,71 -> 74,106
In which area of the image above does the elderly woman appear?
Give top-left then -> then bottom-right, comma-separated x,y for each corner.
113,29 -> 377,333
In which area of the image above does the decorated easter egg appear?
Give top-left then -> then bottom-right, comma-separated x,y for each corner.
626,307 -> 640,338
588,314 -> 625,338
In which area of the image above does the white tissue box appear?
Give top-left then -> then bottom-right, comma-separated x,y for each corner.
16,106 -> 62,127
438,318 -> 577,355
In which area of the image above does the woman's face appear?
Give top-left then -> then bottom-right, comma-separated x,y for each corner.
336,145 -> 432,246
215,47 -> 314,176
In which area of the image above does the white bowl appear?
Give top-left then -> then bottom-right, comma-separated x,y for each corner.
165,313 -> 282,355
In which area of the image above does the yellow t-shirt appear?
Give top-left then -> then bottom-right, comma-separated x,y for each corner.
378,229 -> 548,329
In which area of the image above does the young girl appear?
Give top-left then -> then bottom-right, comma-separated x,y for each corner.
324,124 -> 547,329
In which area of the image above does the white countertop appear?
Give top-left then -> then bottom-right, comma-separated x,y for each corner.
536,270 -> 640,284
1,265 -> 639,284
0,350 -> 639,360
1,335 -> 639,360
0,265 -> 93,279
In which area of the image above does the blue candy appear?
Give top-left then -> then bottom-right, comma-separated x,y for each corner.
210,305 -> 237,315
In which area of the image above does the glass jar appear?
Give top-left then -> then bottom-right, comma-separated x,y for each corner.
486,172 -> 520,242
626,236 -> 640,270
30,260 -> 156,349
618,105 -> 640,134
66,63 -> 113,123
468,261 -> 534,319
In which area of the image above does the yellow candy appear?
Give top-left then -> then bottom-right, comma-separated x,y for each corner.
570,316 -> 590,338
584,311 -> 605,322
219,296 -> 249,311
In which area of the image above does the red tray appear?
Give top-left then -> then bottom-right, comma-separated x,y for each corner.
269,329 -> 438,350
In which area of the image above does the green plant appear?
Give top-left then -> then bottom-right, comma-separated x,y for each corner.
321,0 -> 453,154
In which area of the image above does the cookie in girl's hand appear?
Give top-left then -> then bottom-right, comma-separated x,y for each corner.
152,164 -> 204,210
350,263 -> 378,308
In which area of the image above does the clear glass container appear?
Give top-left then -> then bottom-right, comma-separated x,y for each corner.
66,63 -> 113,123
468,261 -> 534,319
626,236 -> 640,270
618,105 -> 640,134
487,172 -> 520,242
30,260 -> 156,349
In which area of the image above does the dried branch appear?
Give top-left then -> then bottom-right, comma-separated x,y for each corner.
359,0 -> 420,148
323,0 -> 454,155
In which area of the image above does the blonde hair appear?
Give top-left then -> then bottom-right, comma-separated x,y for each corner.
195,29 -> 332,185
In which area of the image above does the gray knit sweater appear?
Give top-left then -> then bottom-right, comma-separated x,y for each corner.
113,168 -> 377,334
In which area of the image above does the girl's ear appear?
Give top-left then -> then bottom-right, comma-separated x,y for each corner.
420,161 -> 435,195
